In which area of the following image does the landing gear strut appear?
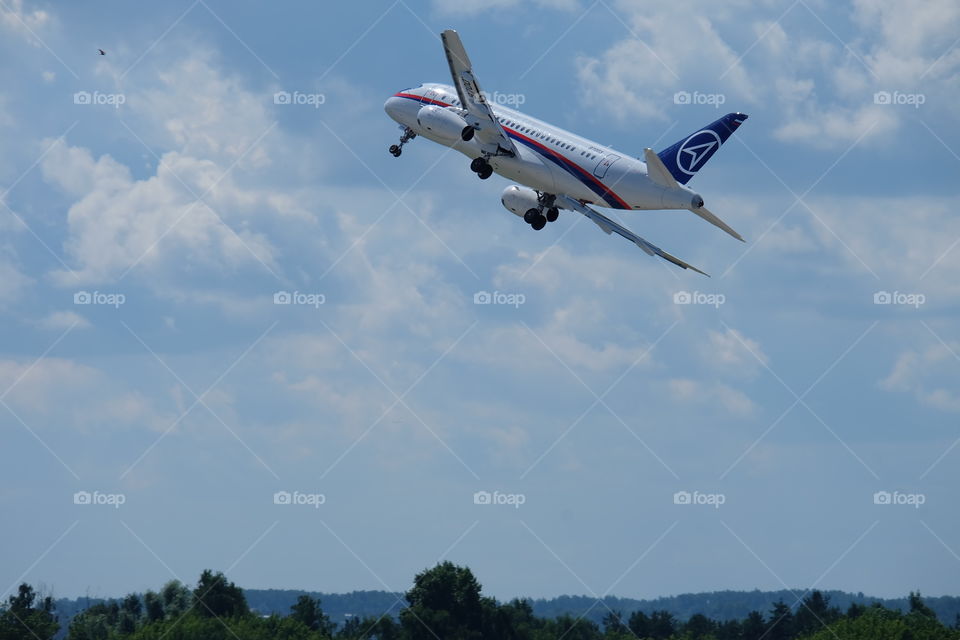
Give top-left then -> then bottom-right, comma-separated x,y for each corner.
389,127 -> 416,157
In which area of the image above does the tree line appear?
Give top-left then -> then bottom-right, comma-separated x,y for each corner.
1,562 -> 957,639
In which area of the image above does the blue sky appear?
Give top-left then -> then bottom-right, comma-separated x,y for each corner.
1,0 -> 959,605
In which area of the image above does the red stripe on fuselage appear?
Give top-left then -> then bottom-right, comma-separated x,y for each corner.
392,92 -> 631,210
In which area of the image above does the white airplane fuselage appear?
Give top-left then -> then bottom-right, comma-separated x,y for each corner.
384,83 -> 704,214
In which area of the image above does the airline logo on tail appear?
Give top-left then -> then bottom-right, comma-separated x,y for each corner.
676,130 -> 722,175
657,112 -> 748,184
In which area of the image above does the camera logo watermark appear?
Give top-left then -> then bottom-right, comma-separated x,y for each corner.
73,490 -> 126,509
473,490 -> 526,509
873,91 -> 925,108
73,90 -> 126,108
273,490 -> 326,508
673,490 -> 725,509
274,291 -> 325,308
873,490 -> 925,509
473,290 -> 525,308
481,91 -> 525,106
274,91 -> 325,108
674,291 -> 725,308
873,291 -> 925,309
674,91 -> 726,108
74,291 -> 126,308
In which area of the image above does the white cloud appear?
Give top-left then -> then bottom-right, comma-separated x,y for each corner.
880,341 -> 960,412
573,0 -> 960,149
0,0 -> 49,39
704,328 -> 768,376
38,310 -> 90,330
667,377 -> 756,416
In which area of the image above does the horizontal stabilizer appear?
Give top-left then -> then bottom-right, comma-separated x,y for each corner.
692,206 -> 744,242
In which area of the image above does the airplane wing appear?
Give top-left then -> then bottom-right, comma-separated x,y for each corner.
441,29 -> 517,156
556,195 -> 710,276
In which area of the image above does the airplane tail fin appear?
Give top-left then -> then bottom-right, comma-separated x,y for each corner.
657,113 -> 748,185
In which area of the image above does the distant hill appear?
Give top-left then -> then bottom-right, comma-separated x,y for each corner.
54,588 -> 960,630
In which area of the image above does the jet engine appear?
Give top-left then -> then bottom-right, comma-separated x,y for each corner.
500,185 -> 540,218
416,105 -> 471,142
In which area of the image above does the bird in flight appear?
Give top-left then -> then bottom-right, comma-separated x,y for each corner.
98,49 -> 106,56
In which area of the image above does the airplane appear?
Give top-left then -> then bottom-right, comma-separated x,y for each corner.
383,29 -> 748,276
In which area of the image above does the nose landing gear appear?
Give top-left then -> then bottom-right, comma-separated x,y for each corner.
389,127 -> 417,157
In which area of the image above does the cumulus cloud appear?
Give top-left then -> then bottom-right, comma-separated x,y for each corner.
572,0 -> 960,148
880,341 -> 960,412
704,328 -> 768,376
667,377 -> 756,416
38,310 -> 90,330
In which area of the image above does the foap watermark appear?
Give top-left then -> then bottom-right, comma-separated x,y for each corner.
73,90 -> 126,108
274,290 -> 325,308
673,490 -> 725,509
473,490 -> 526,509
874,90 -> 925,108
473,290 -> 526,308
274,90 -> 325,108
873,490 -> 925,509
674,290 -> 725,308
273,490 -> 326,508
73,490 -> 126,509
481,91 -> 526,106
873,290 -> 925,309
74,290 -> 126,308
674,91 -> 726,108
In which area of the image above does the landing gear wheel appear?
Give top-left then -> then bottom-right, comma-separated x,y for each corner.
390,128 -> 416,157
523,208 -> 539,224
470,157 -> 487,173
477,165 -> 493,180
531,215 -> 547,231
546,207 -> 559,222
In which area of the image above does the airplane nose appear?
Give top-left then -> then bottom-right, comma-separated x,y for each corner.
384,96 -> 404,121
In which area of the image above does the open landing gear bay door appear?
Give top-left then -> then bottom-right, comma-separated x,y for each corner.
441,29 -> 517,157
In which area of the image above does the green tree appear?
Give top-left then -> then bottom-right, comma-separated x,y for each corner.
741,610 -> 766,640
684,612 -> 716,639
160,580 -> 191,618
401,562 -> 484,640
795,590 -> 840,636
766,600 -> 794,640
602,610 -> 629,638
192,570 -> 249,619
0,584 -> 59,640
649,610 -> 676,640
628,610 -> 650,637
290,595 -> 334,636
910,592 -> 937,619
143,590 -> 164,623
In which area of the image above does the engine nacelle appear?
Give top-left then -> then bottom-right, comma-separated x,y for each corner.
416,105 -> 469,141
500,185 -> 540,218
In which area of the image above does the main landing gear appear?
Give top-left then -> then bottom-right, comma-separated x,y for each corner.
523,194 -> 560,231
470,156 -> 493,180
389,127 -> 416,157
